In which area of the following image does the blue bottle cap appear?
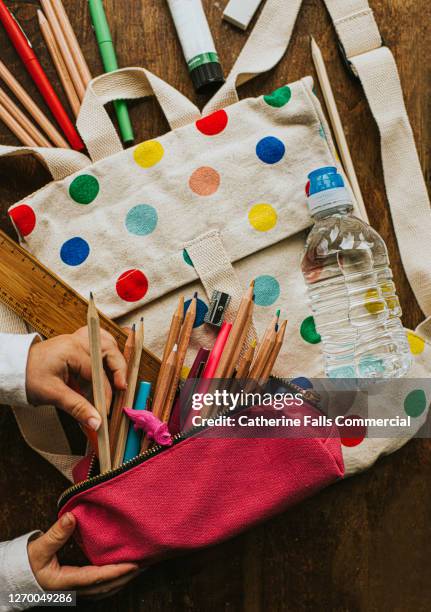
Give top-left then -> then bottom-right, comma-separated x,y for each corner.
307,167 -> 353,216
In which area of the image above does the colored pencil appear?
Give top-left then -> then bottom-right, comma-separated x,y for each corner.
38,10 -> 80,118
249,321 -> 277,380
310,37 -> 368,222
0,86 -> 51,147
202,321 -> 232,379
214,281 -> 255,379
235,340 -> 256,379
50,0 -> 92,87
113,318 -> 144,468
123,380 -> 151,463
162,295 -> 184,363
259,320 -> 287,385
0,100 -> 38,146
0,0 -> 84,150
87,293 -> 111,473
0,59 -> 68,148
40,0 -> 85,101
161,295 -> 197,423
108,324 -> 135,457
141,345 -> 177,453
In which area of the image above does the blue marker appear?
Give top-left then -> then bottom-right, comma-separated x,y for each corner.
123,381 -> 152,463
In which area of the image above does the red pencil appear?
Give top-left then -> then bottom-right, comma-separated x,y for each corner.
202,321 -> 232,380
0,1 -> 84,151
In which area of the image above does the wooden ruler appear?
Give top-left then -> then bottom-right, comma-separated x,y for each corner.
0,229 -> 160,384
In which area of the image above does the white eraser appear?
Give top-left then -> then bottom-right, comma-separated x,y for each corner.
223,0 -> 264,31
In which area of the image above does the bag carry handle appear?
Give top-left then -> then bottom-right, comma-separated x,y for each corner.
205,0 -> 431,318
77,67 -> 201,162
0,144 -> 90,181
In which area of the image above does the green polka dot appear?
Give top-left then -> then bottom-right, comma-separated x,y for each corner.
125,204 -> 158,236
404,389 -> 427,418
300,316 -> 321,344
69,175 -> 99,205
263,86 -> 292,108
183,249 -> 194,267
253,275 -> 280,306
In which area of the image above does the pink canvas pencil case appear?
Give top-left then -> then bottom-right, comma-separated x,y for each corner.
58,400 -> 344,567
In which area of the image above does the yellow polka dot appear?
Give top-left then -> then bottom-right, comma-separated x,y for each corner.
134,141 -> 164,168
248,204 -> 278,232
407,331 -> 425,355
364,288 -> 385,314
181,366 -> 190,381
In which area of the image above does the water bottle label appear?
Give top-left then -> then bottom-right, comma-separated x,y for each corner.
308,186 -> 352,215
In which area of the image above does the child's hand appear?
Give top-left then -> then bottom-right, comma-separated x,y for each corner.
28,513 -> 139,595
26,327 -> 127,431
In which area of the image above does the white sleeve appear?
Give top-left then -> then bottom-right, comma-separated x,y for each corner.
0,533 -> 44,611
0,334 -> 39,406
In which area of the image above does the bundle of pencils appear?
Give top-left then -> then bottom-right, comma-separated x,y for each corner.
88,285 -> 287,475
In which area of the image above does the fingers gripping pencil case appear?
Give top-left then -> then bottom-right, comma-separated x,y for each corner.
58,400 -> 344,566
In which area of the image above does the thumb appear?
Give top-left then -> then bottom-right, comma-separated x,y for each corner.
53,382 -> 101,431
32,513 -> 76,563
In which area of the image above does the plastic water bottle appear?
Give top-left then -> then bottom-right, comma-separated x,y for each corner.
301,167 -> 411,379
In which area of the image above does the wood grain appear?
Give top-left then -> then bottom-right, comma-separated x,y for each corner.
0,1 -> 430,610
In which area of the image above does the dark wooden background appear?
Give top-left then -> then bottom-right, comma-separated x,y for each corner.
0,1 -> 430,610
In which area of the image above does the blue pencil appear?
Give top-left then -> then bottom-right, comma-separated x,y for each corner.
123,381 -> 151,462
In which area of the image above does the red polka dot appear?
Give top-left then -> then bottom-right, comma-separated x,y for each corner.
116,270 -> 148,302
305,180 -> 311,196
338,415 -> 367,447
196,110 -> 228,136
9,204 -> 36,237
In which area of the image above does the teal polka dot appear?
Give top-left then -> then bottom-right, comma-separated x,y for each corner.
300,316 -> 321,344
69,175 -> 99,205
183,249 -> 194,267
125,205 -> 158,236
263,86 -> 292,108
404,389 -> 427,418
253,275 -> 280,306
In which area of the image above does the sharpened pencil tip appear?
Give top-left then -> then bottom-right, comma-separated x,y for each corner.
89,291 -> 93,300
173,343 -> 178,351
193,291 -> 198,299
276,309 -> 281,318
250,279 -> 255,288
251,339 -> 257,348
140,316 -> 144,322
132,323 -> 136,331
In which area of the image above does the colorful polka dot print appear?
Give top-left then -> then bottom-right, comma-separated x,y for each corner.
184,297 -> 208,328
407,331 -> 425,355
189,167 -> 220,196
69,175 -> 100,205
183,249 -> 194,267
134,141 -> 164,168
60,237 -> 90,266
338,415 -> 367,447
9,204 -> 36,236
256,136 -> 285,164
253,275 -> 280,306
264,86 -> 292,108
248,204 -> 278,232
404,389 -> 427,418
196,110 -> 228,136
125,205 -> 158,236
300,316 -> 321,344
116,270 -> 149,302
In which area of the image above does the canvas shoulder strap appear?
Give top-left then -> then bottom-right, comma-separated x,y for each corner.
206,0 -> 431,319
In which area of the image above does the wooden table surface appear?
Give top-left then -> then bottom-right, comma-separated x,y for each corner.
0,1 -> 430,610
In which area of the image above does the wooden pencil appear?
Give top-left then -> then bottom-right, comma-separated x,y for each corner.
235,340 -> 256,379
259,320 -> 287,385
112,318 -> 144,469
87,292 -> 111,473
214,281 -> 255,379
310,37 -> 368,222
40,0 -> 85,101
0,59 -> 68,148
162,295 -> 184,363
224,295 -> 255,379
50,0 -> 92,87
38,10 -> 80,118
249,322 -> 277,381
140,344 -> 177,453
108,324 -> 135,456
0,86 -> 51,147
161,295 -> 197,422
0,101 -> 38,147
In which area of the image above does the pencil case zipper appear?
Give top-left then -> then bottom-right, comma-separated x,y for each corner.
57,377 -> 319,510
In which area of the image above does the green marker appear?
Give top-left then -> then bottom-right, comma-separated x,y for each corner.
88,0 -> 134,144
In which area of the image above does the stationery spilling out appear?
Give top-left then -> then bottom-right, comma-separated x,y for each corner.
84,282 -> 287,476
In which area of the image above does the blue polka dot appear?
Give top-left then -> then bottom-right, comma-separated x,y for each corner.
291,377 -> 313,390
125,204 -> 158,236
256,136 -> 285,164
183,249 -> 194,267
184,297 -> 208,328
253,275 -> 280,306
60,237 -> 90,266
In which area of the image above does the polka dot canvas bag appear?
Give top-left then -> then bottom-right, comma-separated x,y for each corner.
2,0 -> 431,485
